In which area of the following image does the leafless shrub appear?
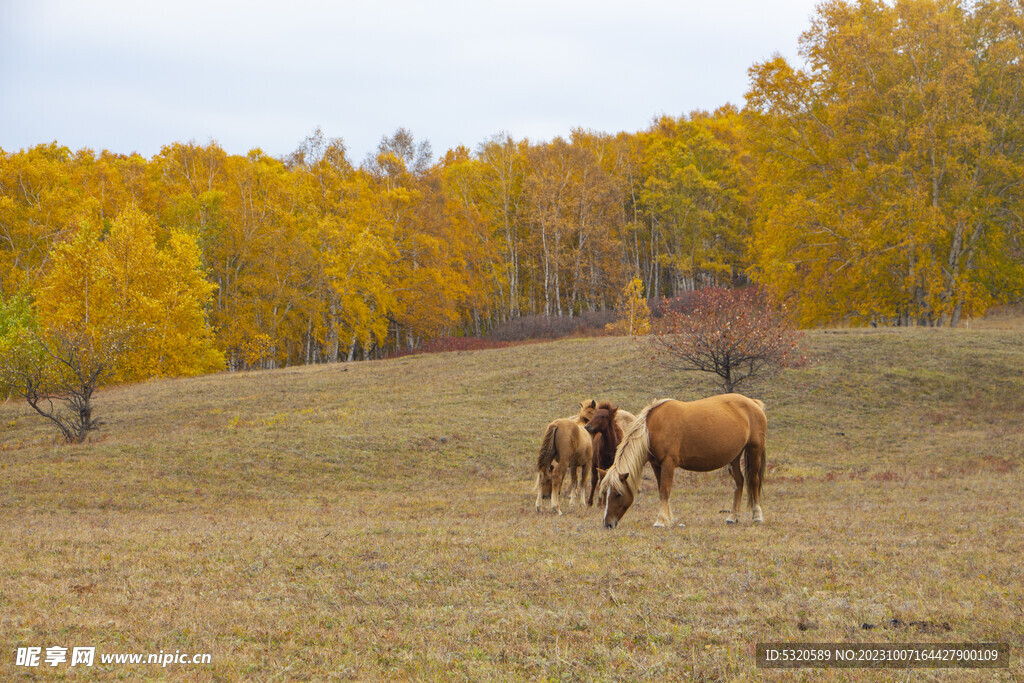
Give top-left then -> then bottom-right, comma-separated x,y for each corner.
649,287 -> 805,393
1,324 -> 134,443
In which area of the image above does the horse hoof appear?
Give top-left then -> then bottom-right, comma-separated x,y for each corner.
726,517 -> 738,524
653,521 -> 665,528
753,516 -> 764,524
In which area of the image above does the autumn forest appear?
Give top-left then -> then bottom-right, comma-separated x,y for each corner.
2,0 -> 1022,379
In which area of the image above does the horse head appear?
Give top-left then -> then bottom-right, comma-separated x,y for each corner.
536,458 -> 559,501
584,404 -> 618,437
577,399 -> 597,424
598,468 -> 634,529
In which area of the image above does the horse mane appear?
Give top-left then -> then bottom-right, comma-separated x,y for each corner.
598,398 -> 674,499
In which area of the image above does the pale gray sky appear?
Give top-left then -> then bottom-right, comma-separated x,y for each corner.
1,0 -> 821,162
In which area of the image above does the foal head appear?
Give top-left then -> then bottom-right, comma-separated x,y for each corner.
577,399 -> 597,425
537,461 -> 557,500
584,403 -> 618,438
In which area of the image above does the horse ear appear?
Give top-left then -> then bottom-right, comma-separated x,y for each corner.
588,399 -> 596,409
619,472 -> 629,483
597,468 -> 608,478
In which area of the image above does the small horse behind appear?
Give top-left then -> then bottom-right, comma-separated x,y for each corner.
535,418 -> 593,515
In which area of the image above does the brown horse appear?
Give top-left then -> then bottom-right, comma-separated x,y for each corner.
597,394 -> 767,529
576,399 -> 636,434
535,418 -> 593,515
583,402 -> 621,506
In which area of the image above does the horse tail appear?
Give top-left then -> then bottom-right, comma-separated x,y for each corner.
537,422 -> 558,473
760,446 -> 767,490
748,397 -> 766,507
745,444 -> 766,509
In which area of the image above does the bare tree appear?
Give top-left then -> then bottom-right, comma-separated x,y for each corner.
649,287 -> 804,393
1,324 -> 131,443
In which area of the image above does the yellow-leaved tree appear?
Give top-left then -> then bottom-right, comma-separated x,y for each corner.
36,205 -> 224,382
606,276 -> 651,335
746,0 -> 1024,326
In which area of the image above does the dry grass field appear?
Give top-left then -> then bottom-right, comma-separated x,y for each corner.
1,323 -> 1022,681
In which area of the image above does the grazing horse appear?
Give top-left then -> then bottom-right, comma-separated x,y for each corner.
576,399 -> 636,435
535,418 -> 593,515
597,394 -> 767,529
583,402 -> 621,506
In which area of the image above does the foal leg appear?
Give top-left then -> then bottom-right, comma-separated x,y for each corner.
577,463 -> 590,510
587,464 -> 597,507
726,455 -> 744,524
551,465 -> 566,515
653,463 -> 676,528
567,466 -> 579,509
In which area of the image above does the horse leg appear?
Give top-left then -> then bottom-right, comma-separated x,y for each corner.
580,461 -> 590,510
551,466 -> 564,516
726,454 -> 744,524
653,463 -> 675,528
567,466 -> 579,509
587,463 -> 597,507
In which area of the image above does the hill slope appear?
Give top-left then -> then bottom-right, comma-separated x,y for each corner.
1,328 -> 1022,679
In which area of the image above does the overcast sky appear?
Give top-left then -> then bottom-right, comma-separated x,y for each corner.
1,0 -> 822,163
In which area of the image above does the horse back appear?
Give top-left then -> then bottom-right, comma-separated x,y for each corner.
614,410 -> 637,438
551,418 -> 591,468
647,394 -> 766,472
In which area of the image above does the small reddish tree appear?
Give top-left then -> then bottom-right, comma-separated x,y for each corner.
650,287 -> 804,393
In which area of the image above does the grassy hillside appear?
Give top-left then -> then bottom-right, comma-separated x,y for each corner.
1,325 -> 1022,680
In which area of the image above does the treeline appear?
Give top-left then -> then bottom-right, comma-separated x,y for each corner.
1,0 -> 1022,375
0,115 -> 752,368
